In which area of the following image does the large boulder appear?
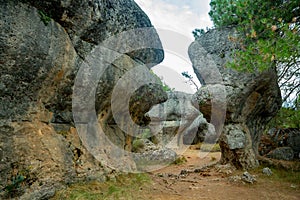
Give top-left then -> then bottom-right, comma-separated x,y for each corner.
146,91 -> 216,147
0,0 -> 165,198
266,147 -> 294,161
259,128 -> 300,160
189,28 -> 282,169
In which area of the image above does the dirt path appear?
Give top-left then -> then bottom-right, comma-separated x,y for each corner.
140,147 -> 300,200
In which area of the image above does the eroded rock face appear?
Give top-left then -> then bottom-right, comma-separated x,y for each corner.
146,91 -> 216,147
259,128 -> 300,160
266,147 -> 294,161
189,28 -> 282,169
0,0 -> 165,198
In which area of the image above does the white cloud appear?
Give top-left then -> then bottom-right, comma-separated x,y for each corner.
135,0 -> 212,39
135,0 -> 212,93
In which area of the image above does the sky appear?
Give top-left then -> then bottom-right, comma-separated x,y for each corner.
135,0 -> 213,93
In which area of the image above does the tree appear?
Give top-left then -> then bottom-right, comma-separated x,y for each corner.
192,28 -> 205,39
181,71 -> 199,91
208,0 -> 300,107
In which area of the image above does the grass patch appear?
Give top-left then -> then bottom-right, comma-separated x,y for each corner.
270,168 -> 300,185
173,155 -> 187,165
250,165 -> 300,185
132,139 -> 145,153
191,143 -> 221,152
38,10 -> 51,26
51,173 -> 151,200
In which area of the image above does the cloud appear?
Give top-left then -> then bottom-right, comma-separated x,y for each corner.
135,0 -> 212,39
134,0 -> 211,92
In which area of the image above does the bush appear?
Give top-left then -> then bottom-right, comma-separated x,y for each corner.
132,139 -> 145,153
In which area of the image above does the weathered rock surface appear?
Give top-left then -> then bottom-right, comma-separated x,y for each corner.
132,138 -> 177,171
189,28 -> 282,169
262,167 -> 273,176
146,91 -> 216,147
241,171 -> 256,184
0,0 -> 165,198
259,128 -> 300,160
266,147 -> 294,161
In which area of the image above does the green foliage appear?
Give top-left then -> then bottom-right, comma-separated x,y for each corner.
141,128 -> 151,139
181,71 -> 199,90
1,174 -> 25,196
181,71 -> 192,79
162,84 -> 173,92
251,165 -> 300,185
192,143 -> 221,152
132,139 -> 145,153
268,107 -> 300,129
172,155 -> 187,165
269,167 -> 300,184
209,0 -> 300,71
192,28 -> 205,39
38,10 -> 51,26
192,27 -> 213,39
208,0 -> 300,107
150,70 -> 174,92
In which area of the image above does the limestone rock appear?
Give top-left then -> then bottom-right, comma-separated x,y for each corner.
23,0 -> 164,64
223,124 -> 246,150
259,128 -> 300,160
241,171 -> 256,184
0,0 -> 165,198
267,147 -> 294,161
133,147 -> 177,172
262,167 -> 273,176
146,91 -> 216,146
189,28 -> 282,169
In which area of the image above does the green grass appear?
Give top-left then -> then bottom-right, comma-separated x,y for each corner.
250,165 -> 300,185
132,139 -> 145,153
192,143 -> 221,152
271,168 -> 300,184
38,10 -> 51,26
173,155 -> 187,165
51,173 -> 151,200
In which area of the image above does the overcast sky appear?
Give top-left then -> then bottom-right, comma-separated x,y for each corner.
135,0 -> 213,93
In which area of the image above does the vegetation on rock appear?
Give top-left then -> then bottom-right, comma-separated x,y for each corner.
181,71 -> 199,90
204,0 -> 300,128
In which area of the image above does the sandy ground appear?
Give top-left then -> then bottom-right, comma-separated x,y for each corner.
139,147 -> 300,200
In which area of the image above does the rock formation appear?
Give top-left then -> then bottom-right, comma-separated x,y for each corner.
259,128 -> 300,160
0,0 -> 166,198
146,91 -> 216,147
189,28 -> 282,169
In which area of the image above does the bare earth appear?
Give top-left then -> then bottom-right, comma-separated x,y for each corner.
139,148 -> 300,200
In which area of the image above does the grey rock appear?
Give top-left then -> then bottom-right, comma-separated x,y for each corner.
223,124 -> 246,150
241,171 -> 256,184
189,28 -> 282,169
0,0 -> 165,199
147,91 -> 196,122
228,175 -> 242,183
215,164 -> 236,175
133,147 -> 177,171
267,147 -> 294,161
262,167 -> 272,176
286,131 -> 300,159
147,91 -> 216,146
24,0 -> 164,64
259,128 -> 300,159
